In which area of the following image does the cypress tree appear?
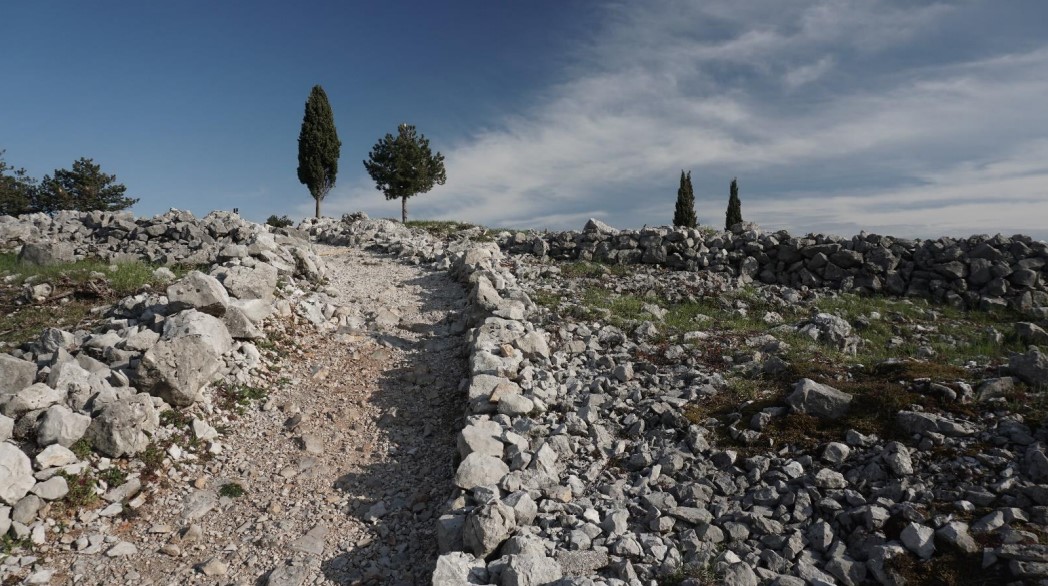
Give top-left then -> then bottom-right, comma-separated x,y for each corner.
725,176 -> 743,230
673,170 -> 697,228
297,85 -> 341,218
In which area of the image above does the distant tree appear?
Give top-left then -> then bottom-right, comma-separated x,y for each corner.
0,150 -> 38,216
363,123 -> 446,223
35,157 -> 137,213
725,176 -> 743,230
673,170 -> 697,228
297,85 -> 342,218
266,214 -> 294,228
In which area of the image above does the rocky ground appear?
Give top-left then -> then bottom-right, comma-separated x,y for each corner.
2,212 -> 1048,586
1,243 -> 469,585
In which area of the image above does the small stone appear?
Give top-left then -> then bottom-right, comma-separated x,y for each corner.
198,557 -> 228,576
106,541 -> 138,557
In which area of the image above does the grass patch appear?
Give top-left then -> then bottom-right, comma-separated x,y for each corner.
69,438 -> 93,460
97,466 -> 127,488
883,549 -> 1010,585
159,408 -> 190,428
217,384 -> 268,414
218,482 -> 245,498
139,442 -> 165,482
58,471 -> 99,509
0,252 -> 197,348
404,220 -> 485,239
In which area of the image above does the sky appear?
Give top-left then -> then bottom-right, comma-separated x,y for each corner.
2,1 -> 1047,240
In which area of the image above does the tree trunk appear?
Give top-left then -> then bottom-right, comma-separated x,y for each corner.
401,196 -> 407,223
315,196 -> 320,219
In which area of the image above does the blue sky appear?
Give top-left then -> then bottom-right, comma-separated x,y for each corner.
3,1 -> 1047,240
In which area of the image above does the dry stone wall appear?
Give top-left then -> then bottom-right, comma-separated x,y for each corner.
500,220 -> 1048,317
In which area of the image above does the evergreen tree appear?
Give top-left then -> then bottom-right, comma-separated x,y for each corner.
297,85 -> 341,218
0,150 -> 37,216
673,170 -> 697,228
363,123 -> 446,223
36,158 -> 137,213
725,176 -> 743,230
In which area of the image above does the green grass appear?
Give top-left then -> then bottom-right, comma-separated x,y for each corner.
0,252 -> 192,296
69,438 -> 93,460
58,470 -> 99,509
218,482 -> 245,498
0,252 -> 197,347
404,220 -> 482,238
97,466 -> 128,488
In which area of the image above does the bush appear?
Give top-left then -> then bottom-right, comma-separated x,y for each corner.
266,214 -> 294,228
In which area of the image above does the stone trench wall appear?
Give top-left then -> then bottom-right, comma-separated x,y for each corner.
307,215 -> 1048,586
499,220 -> 1048,318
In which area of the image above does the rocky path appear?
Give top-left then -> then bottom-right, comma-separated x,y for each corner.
55,245 -> 468,585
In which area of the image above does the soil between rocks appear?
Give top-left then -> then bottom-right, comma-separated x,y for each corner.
50,245 -> 469,585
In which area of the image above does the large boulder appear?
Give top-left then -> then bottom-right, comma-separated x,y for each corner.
786,379 -> 852,419
18,242 -> 74,265
1006,346 -> 1048,387
47,361 -> 113,413
166,271 -> 230,316
0,354 -> 38,399
84,394 -> 159,457
454,453 -> 509,490
502,554 -> 564,586
35,405 -> 91,447
162,310 -> 234,355
431,552 -> 488,585
214,263 -> 278,300
462,499 -> 516,558
0,442 -> 35,505
136,310 -> 233,406
2,383 -> 62,419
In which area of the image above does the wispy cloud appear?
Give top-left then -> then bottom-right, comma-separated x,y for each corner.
322,0 -> 1048,240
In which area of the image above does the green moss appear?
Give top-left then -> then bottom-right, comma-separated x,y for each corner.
219,482 -> 245,498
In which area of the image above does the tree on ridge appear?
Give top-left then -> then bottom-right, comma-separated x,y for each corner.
725,176 -> 743,230
363,123 -> 446,223
673,170 -> 697,228
297,85 -> 342,218
35,157 -> 137,213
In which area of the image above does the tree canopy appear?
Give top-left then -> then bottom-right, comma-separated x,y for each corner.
673,170 -> 697,228
363,123 -> 446,223
297,85 -> 341,218
35,157 -> 137,213
0,150 -> 37,216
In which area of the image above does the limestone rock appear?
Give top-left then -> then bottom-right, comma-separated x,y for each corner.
0,442 -> 35,505
0,354 -> 38,398
36,404 -> 91,447
454,453 -> 509,490
462,499 -> 516,558
84,395 -> 159,457
167,271 -> 230,316
786,379 -> 852,419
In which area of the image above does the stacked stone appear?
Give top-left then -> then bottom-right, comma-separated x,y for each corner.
500,220 -> 1048,317
333,214 -> 1048,585
0,211 -> 332,563
0,209 -> 326,277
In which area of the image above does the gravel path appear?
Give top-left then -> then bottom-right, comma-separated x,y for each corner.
54,245 -> 468,585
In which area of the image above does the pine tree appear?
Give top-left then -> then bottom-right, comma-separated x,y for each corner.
673,170 -> 697,228
725,176 -> 743,230
0,150 -> 37,216
35,158 -> 137,213
363,123 -> 446,223
297,85 -> 341,218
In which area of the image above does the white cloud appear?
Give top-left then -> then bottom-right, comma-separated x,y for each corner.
322,0 -> 1048,239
